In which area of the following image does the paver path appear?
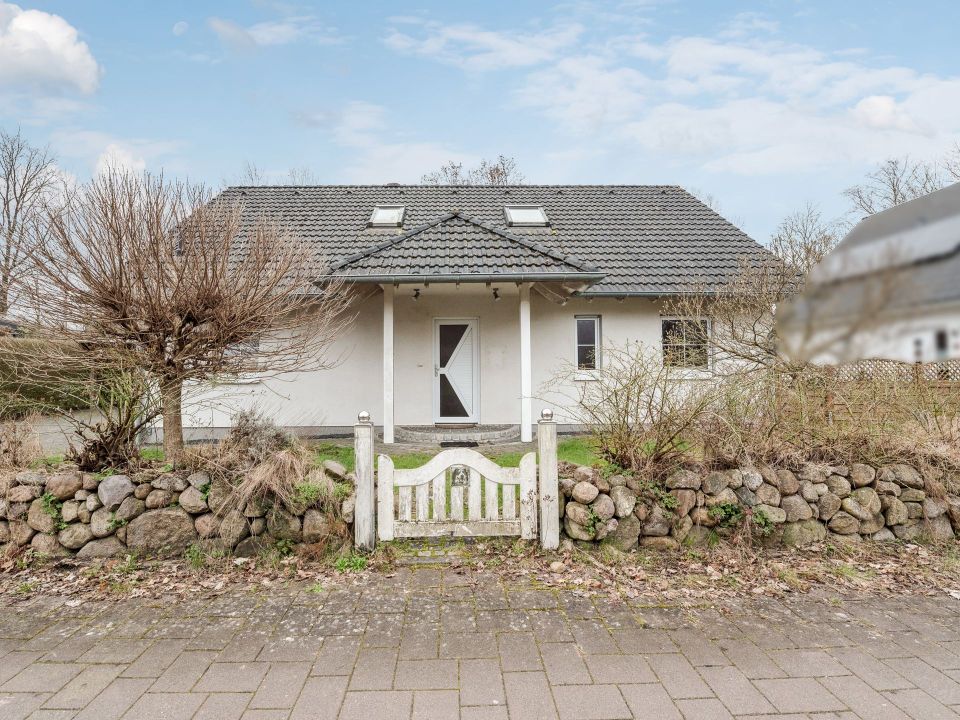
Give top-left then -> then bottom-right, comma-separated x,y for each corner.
2,567 -> 960,719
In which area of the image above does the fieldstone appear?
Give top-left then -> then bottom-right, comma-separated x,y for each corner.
776,469 -> 800,496
642,505 -> 672,536
890,464 -> 924,489
564,516 -> 595,541
842,488 -> 880,520
341,495 -> 355,524
9,520 -> 34,545
126,507 -> 197,556
76,536 -> 126,558
782,494 -> 813,522
672,488 -> 697,516
666,469 -> 700,490
134,483 -> 153,500
782,519 -> 827,547
243,497 -> 270,518
45,472 -> 82,501
702,472 -> 729,495
906,502 -> 924,519
755,504 -> 786,523
859,513 -> 885,535
206,477 -> 233,514
640,536 -> 679,551
86,494 -> 103,512
77,505 -> 91,523
266,507 -> 302,542
734,486 -> 757,507
759,466 -> 779,488
828,511 -> 860,534
595,517 -> 618,541
813,483 -> 829,497
145,490 -> 172,509
233,535 -> 275,558
726,469 -> 743,490
15,471 -> 46,486
303,509 -> 332,543
590,493 -> 616,521
873,527 -> 896,542
32,533 -> 68,556
826,475 -> 851,498
0,520 -> 7,543
187,471 -> 211,489
178,486 -> 208,514
7,485 -> 40,503
632,502 -> 649,523
250,517 -> 266,535
683,525 -> 714,547
61,500 -> 80,524
8,501 -> 28,520
893,521 -> 922,541
219,509 -> 250,547
900,488 -> 926,503
98,475 -> 134,511
58,523 -> 94,550
573,466 -> 594,484
565,502 -> 592,527
741,468 -> 763,491
593,476 -> 612,494
82,474 -> 99,491
609,486 -> 637,518
797,463 -> 827,484
151,473 -> 188,492
927,514 -> 955,541
27,499 -> 57,534
0,497 -> 6,518
876,481 -> 901,496
884,497 -> 909,526
571,481 -> 599,504
74,489 -> 89,501
604,513 -> 641,551
115,497 -> 145,523
690,506 -> 717,527
322,459 -> 348,480
923,497 -> 949,519
195,513 -> 219,539
831,465 -> 850,477
672,514 -> 693,542
559,477 -> 576,498
849,464 -> 876,488
558,494 -> 565,519
800,482 -> 819,502
755,484 -> 780,507
90,507 -> 114,538
705,487 -> 739,507
116,526 -> 127,543
608,474 -> 628,487
948,496 -> 960,528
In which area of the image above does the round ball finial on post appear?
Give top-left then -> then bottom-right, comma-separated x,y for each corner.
357,410 -> 371,424
540,408 -> 554,422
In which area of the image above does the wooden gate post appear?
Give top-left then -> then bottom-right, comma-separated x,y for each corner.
537,409 -> 559,550
354,410 -> 376,552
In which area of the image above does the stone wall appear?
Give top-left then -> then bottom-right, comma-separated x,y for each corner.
0,461 -> 355,559
559,462 -> 960,550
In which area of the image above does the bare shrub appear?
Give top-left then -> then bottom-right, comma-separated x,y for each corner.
0,413 -> 41,468
551,343 -> 718,476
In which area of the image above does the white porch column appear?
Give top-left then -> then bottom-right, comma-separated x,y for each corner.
382,284 -> 395,444
519,283 -> 532,442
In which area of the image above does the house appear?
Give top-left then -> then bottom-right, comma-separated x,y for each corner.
779,182 -> 960,365
187,185 -> 769,443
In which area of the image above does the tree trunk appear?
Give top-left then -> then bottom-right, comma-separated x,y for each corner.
160,378 -> 184,465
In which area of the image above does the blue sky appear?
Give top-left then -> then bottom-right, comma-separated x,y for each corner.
3,1 -> 960,241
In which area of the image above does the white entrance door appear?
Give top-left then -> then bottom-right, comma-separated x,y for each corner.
434,319 -> 479,423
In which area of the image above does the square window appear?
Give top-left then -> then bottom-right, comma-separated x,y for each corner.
661,318 -> 710,369
504,205 -> 549,226
576,316 -> 600,370
369,205 -> 405,226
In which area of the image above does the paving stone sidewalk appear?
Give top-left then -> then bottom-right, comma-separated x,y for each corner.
3,568 -> 960,719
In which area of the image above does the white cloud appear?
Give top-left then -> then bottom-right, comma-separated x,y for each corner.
172,21 -> 189,36
384,20 -> 582,71
51,130 -> 181,176
208,15 -> 340,51
0,1 -> 100,94
95,143 -> 147,176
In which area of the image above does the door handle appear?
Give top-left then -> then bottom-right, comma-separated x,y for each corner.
434,365 -> 439,377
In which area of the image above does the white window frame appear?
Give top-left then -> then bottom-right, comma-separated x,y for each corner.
368,205 -> 405,227
660,316 -> 712,372
574,315 -> 601,374
504,205 -> 549,227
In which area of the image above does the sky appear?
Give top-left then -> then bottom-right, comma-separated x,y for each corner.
3,0 -> 960,241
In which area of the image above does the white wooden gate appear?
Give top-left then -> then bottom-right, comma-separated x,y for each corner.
377,448 -> 537,540
352,410 -> 559,551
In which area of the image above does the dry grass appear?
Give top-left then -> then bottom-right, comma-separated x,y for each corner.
0,414 -> 42,469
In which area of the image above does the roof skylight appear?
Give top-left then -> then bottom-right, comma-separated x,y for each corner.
369,205 -> 405,227
504,205 -> 549,226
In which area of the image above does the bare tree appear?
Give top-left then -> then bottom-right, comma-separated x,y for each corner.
421,155 -> 525,185
945,142 -> 960,183
23,171 -> 352,465
233,161 -> 319,186
0,129 -> 59,317
769,202 -> 839,275
844,156 -> 946,217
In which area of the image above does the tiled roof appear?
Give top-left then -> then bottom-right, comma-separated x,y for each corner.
328,211 -> 602,281
216,184 -> 771,295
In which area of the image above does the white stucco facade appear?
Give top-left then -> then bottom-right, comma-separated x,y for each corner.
183,284 -> 668,437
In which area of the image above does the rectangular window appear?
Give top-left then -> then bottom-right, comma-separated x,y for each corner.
369,205 -> 405,227
661,318 -> 710,369
576,316 -> 600,370
504,205 -> 549,226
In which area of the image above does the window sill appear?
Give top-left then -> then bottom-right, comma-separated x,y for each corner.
573,371 -> 600,382
665,367 -> 713,380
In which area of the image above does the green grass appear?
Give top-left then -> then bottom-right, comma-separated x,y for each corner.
312,443 -> 356,472
140,447 -> 164,462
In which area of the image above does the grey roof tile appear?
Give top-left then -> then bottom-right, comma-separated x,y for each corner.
217,184 -> 771,295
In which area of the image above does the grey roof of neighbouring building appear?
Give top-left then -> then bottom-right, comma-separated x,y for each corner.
216,184 -> 770,295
